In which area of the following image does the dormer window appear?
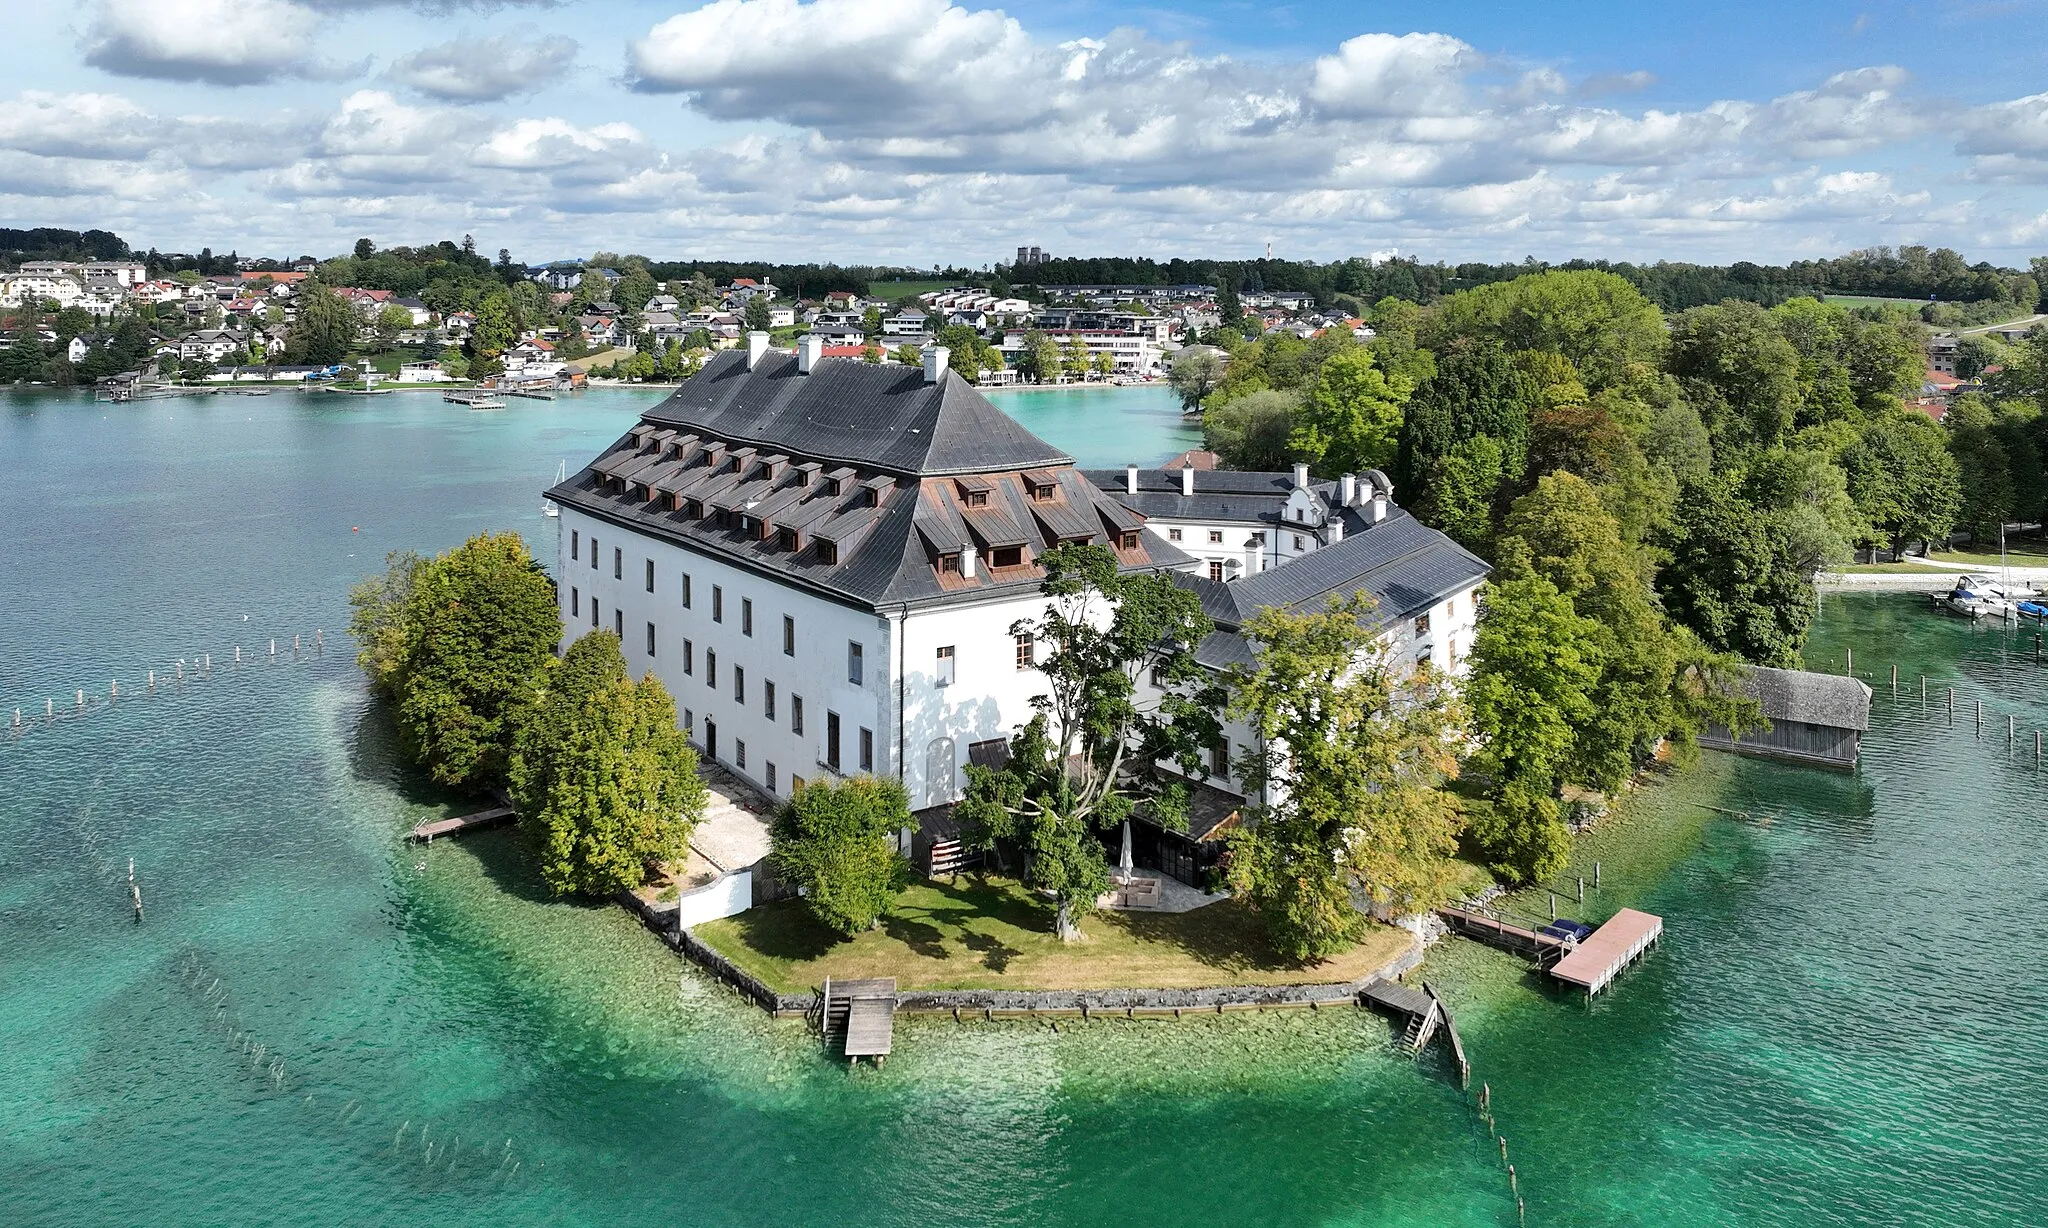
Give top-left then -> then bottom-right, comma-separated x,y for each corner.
824,478 -> 842,496
816,540 -> 839,565
1118,531 -> 1139,550
864,487 -> 881,508
938,552 -> 961,574
1030,482 -> 1055,502
686,499 -> 704,519
777,527 -> 799,551
965,489 -> 988,508
990,546 -> 1022,568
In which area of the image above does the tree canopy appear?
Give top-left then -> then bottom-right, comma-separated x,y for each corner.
769,776 -> 916,936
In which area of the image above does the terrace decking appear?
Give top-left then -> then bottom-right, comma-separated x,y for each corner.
1548,908 -> 1664,996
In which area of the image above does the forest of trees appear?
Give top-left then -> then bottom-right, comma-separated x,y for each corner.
1190,268 -> 2048,882
1000,247 -> 2046,316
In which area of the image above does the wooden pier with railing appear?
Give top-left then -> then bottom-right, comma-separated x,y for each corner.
1548,908 -> 1663,996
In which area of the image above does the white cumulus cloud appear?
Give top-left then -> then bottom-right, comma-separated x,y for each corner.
82,0 -> 323,86
389,31 -> 579,102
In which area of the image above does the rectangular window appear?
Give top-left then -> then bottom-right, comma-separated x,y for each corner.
571,586 -> 579,617
1208,561 -> 1223,582
764,680 -> 776,721
590,598 -> 599,628
707,649 -> 717,688
990,546 -> 1022,568
734,666 -> 745,704
826,711 -> 841,770
792,695 -> 804,736
742,598 -> 753,637
1209,739 -> 1230,778
792,774 -> 804,792
590,536 -> 598,569
1293,534 -> 1305,551
1167,528 -> 1181,542
683,639 -> 694,675
848,641 -> 864,686
645,558 -> 655,593
682,574 -> 692,608
936,645 -> 955,686
571,529 -> 579,560
1119,531 -> 1138,550
859,727 -> 874,773
712,586 -> 723,623
782,615 -> 795,657
1415,613 -> 1432,634
683,708 -> 693,731
614,609 -> 623,638
1208,530 -> 1223,544
1014,633 -> 1034,670
646,621 -> 656,656
766,762 -> 777,793
614,547 -> 622,580
735,739 -> 746,770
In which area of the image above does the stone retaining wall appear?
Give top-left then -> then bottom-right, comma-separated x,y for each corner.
612,891 -> 1425,1023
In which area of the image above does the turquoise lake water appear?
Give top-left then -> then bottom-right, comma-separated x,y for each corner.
2,385 -> 2043,1225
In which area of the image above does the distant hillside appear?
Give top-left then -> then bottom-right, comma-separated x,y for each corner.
0,228 -> 132,266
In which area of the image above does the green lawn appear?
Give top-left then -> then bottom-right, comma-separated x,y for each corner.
693,876 -> 1414,993
1830,562 -> 1946,574
865,279 -> 952,303
1916,543 -> 2048,568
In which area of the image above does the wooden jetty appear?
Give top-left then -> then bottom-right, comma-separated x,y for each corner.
409,805 -> 514,842
1424,983 -> 1470,1087
1549,908 -> 1663,996
1437,905 -> 1566,962
821,977 -> 897,1065
443,391 -> 507,410
1360,981 -> 1441,1053
503,387 -> 557,401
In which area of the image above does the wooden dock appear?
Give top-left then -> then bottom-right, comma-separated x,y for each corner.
1360,981 -> 1440,1053
443,391 -> 506,409
503,387 -> 556,400
1548,908 -> 1663,996
821,977 -> 897,1065
1424,983 -> 1470,1087
409,805 -> 514,842
1436,905 -> 1566,961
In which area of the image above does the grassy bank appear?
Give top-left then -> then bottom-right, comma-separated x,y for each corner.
693,876 -> 1413,993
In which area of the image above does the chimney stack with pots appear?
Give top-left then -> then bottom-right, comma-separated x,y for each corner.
923,344 -> 950,384
798,333 -> 825,373
746,330 -> 771,369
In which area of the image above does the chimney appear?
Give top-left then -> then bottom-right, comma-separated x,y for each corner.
746,330 -> 770,370
1368,492 -> 1389,524
961,544 -> 978,578
1243,540 -> 1259,576
922,344 -> 950,384
798,333 -> 825,373
1125,464 -> 1139,495
1292,462 -> 1310,490
1180,466 -> 1195,497
1340,473 -> 1357,506
1327,516 -> 1343,543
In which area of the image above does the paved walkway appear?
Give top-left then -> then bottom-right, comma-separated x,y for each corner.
689,760 -> 774,873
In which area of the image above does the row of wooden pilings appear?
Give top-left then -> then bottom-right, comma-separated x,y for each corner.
7,630 -> 324,740
1845,646 -> 2048,766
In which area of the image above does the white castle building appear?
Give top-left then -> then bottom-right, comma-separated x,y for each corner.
548,333 -> 1488,885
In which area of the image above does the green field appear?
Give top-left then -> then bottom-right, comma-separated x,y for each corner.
865,279 -> 953,302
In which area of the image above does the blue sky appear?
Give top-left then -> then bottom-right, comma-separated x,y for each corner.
9,0 -> 2048,267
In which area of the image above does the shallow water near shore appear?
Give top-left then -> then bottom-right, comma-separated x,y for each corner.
3,386 -> 2044,1225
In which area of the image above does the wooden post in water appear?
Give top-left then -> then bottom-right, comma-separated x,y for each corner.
1577,876 -> 1585,903
2011,714 -> 2017,744
1978,699 -> 1984,735
1594,860 -> 1602,887
1891,663 -> 1897,692
1921,675 -> 1927,702
293,634 -> 301,659
75,689 -> 83,713
110,680 -> 117,700
1846,647 -> 1853,676
45,698 -> 53,719
148,669 -> 155,692
1948,688 -> 1954,721
128,859 -> 142,922
270,639 -> 277,661
315,629 -> 323,653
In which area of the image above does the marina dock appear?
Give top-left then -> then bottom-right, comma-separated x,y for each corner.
1548,908 -> 1663,996
821,977 -> 897,1064
409,805 -> 515,842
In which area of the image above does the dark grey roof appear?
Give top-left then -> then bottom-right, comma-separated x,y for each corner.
1735,666 -> 1872,731
644,349 -> 1070,477
1173,510 -> 1490,634
1081,467 -> 1334,525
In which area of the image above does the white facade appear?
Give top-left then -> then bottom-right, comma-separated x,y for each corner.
2,273 -> 84,308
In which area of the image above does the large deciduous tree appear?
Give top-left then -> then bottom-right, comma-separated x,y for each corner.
284,284 -> 358,366
1225,592 -> 1464,961
1289,347 -> 1413,476
769,775 -> 916,936
1422,270 -> 1666,391
512,631 -> 706,897
1167,346 -> 1224,413
389,532 -> 560,789
1657,476 -> 1816,668
956,544 -> 1219,940
1667,301 -> 1803,454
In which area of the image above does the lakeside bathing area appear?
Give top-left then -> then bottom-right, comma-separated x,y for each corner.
5,386 -> 2047,1226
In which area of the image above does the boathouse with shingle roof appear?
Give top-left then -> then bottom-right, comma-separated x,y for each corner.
1699,665 -> 1872,770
